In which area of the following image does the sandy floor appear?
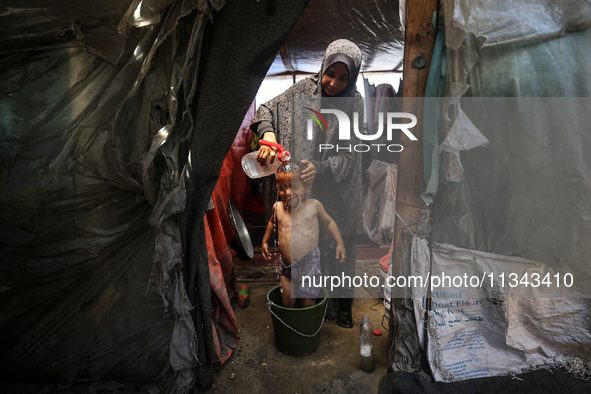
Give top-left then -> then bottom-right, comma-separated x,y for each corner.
206,281 -> 389,394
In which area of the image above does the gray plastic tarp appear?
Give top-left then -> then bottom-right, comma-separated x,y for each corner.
389,0 -> 591,380
1,0 -> 313,391
0,0 -> 222,391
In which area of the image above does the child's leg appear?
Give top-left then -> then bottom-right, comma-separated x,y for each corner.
300,298 -> 316,308
280,275 -> 295,308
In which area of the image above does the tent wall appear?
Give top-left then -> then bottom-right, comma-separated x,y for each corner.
0,0 -> 310,391
388,0 -> 591,380
1,2 -> 216,389
434,23 -> 591,279
179,0 -> 310,388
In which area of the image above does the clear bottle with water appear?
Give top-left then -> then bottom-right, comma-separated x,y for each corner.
241,140 -> 291,179
360,315 -> 374,372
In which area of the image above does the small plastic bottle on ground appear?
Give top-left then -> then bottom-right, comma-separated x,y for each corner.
360,315 -> 374,372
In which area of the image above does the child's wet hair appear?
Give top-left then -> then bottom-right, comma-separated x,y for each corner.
276,160 -> 302,175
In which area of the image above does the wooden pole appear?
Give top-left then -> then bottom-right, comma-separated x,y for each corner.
388,0 -> 438,369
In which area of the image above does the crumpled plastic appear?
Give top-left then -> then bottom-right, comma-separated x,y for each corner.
0,0 -> 224,390
362,160 -> 397,246
390,0 -> 591,379
437,107 -> 489,182
444,0 -> 591,49
266,0 -> 404,74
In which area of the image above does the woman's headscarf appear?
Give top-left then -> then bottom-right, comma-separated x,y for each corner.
318,39 -> 363,97
253,39 -> 363,142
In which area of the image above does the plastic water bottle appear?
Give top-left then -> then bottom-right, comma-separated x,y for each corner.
360,315 -> 374,372
241,140 -> 291,179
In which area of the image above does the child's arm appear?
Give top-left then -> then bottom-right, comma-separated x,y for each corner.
261,203 -> 277,260
314,200 -> 346,263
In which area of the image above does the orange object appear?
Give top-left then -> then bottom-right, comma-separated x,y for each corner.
237,285 -> 250,308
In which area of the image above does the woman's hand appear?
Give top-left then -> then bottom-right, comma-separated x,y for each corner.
257,132 -> 278,165
301,160 -> 316,185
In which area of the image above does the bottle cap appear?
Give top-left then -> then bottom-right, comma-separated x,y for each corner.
373,329 -> 382,336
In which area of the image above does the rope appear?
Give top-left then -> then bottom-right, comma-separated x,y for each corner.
395,210 -> 417,236
267,300 -> 327,338
395,199 -> 429,210
393,217 -> 421,231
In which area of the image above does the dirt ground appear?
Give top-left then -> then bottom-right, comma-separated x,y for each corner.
206,281 -> 389,394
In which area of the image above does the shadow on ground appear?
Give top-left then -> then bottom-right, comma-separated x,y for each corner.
207,283 -> 389,393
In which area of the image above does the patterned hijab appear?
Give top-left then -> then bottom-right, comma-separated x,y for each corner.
318,39 -> 363,97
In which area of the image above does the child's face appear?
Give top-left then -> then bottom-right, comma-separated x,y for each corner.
276,172 -> 305,208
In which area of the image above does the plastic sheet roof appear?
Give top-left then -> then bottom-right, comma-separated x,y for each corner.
0,0 -> 404,75
266,0 -> 404,76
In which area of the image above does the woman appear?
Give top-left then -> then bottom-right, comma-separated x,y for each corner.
251,39 -> 363,325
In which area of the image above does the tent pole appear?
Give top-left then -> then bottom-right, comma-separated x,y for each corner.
388,0 -> 438,371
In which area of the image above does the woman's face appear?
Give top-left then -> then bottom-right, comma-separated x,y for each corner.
322,62 -> 349,96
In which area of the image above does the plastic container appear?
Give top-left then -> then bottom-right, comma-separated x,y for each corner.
360,315 -> 375,372
241,140 -> 291,179
266,285 -> 327,356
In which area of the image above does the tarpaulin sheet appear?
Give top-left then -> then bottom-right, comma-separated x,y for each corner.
200,130 -> 256,368
201,104 -> 257,363
207,101 -> 255,299
389,0 -> 591,381
444,0 -> 591,50
379,369 -> 591,393
266,0 -> 404,75
215,101 -> 256,214
428,0 -> 591,380
162,0 -> 312,389
204,208 -> 238,366
1,0 -> 311,390
433,1 -> 591,281
0,0 -> 223,391
362,160 -> 397,246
